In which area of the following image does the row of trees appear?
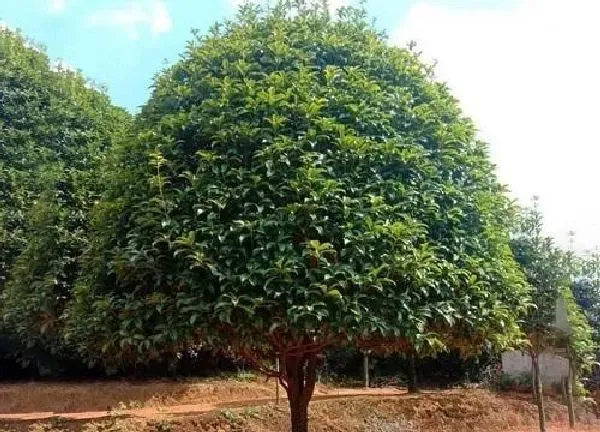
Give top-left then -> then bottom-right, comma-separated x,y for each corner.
0,26 -> 130,373
511,199 -> 597,431
1,2 -> 598,431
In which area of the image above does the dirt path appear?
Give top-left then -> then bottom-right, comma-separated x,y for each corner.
0,387 -> 408,421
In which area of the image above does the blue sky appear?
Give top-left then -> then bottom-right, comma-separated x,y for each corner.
1,0 -> 508,112
2,0 -> 600,251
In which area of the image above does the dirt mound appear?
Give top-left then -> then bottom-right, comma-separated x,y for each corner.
1,389 -> 598,432
184,391 -> 598,432
0,380 -> 598,431
0,378 -> 276,414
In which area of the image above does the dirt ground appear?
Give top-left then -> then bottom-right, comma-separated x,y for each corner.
0,378 -> 281,414
0,379 -> 598,431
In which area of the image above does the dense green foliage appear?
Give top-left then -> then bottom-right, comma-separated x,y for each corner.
1,4 -> 599,429
510,198 -> 596,373
572,253 -> 600,339
0,28 -> 130,371
571,253 -> 600,386
60,5 -> 532,428
66,2 -> 527,376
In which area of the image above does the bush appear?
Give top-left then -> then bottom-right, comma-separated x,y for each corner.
497,372 -> 533,393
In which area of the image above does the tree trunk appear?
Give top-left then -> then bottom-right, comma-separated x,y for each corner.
282,352 -> 318,432
533,354 -> 546,432
275,356 -> 281,406
363,354 -> 370,389
567,355 -> 575,429
290,398 -> 309,432
407,352 -> 419,394
532,355 -> 538,402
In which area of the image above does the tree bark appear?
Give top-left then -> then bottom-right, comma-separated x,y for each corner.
363,353 -> 370,389
407,351 -> 419,394
290,398 -> 309,432
275,356 -> 281,406
532,355 -> 538,402
282,352 -> 318,432
567,355 -> 575,429
533,353 -> 546,432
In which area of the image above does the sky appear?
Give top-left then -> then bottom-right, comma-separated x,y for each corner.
1,0 -> 599,251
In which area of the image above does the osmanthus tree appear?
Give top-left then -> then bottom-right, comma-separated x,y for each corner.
571,252 -> 600,388
572,252 -> 600,339
511,200 -> 595,369
66,2 -> 527,431
0,27 -> 130,370
510,198 -> 595,431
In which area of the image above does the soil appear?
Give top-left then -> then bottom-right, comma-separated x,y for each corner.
0,379 -> 597,431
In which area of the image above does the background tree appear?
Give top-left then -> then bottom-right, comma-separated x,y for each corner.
0,27 -> 130,373
571,251 -> 600,389
510,197 -> 595,431
66,2 -> 528,431
572,252 -> 600,339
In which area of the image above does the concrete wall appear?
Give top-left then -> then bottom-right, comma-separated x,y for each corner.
501,351 -> 569,385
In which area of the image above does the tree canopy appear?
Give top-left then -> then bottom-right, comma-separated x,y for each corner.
64,3 -> 529,431
571,252 -> 600,387
0,27 -> 130,371
572,252 -> 600,339
510,198 -> 595,372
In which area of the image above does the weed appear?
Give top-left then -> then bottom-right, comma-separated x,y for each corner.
364,415 -> 420,432
149,420 -> 173,432
28,424 -> 58,432
128,400 -> 144,409
49,417 -> 69,430
81,418 -> 136,432
234,372 -> 258,382
241,406 -> 261,419
110,401 -> 127,413
220,409 -> 240,423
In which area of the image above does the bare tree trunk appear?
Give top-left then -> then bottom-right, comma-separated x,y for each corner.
533,353 -> 546,432
275,356 -> 280,406
567,355 -> 575,429
532,355 -> 538,402
408,351 -> 419,394
283,353 -> 318,432
290,397 -> 309,432
363,353 -> 370,388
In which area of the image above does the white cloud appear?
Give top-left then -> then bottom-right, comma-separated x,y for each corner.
47,0 -> 68,14
392,0 -> 600,251
87,1 -> 172,39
